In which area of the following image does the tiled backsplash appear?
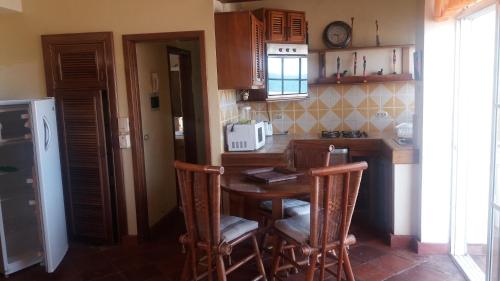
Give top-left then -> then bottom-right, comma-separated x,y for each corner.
219,89 -> 239,125
219,89 -> 239,151
219,81 -> 415,136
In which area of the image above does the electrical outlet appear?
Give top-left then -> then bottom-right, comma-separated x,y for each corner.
273,112 -> 283,120
375,111 -> 389,118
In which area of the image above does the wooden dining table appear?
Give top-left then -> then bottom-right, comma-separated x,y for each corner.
220,171 -> 311,220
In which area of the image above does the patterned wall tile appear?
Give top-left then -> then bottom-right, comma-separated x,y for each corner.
369,83 -> 394,108
318,109 -> 342,131
270,101 -> 294,111
272,111 -> 294,134
318,86 -> 342,110
294,110 -> 318,134
220,81 -> 416,136
295,90 -> 318,112
343,108 -> 368,131
368,108 -> 394,133
395,107 -> 413,123
343,85 -> 368,108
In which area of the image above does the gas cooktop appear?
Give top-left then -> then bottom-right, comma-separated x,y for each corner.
321,130 -> 368,139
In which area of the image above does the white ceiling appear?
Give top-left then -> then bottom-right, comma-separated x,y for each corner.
0,0 -> 22,13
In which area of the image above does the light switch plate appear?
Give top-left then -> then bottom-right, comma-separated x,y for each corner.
119,134 -> 131,149
118,117 -> 130,133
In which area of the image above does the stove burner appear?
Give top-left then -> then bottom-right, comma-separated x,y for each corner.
321,130 -> 367,139
321,130 -> 340,138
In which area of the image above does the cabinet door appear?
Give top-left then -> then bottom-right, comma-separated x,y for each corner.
287,12 -> 306,43
267,10 -> 286,42
251,16 -> 265,88
55,90 -> 114,243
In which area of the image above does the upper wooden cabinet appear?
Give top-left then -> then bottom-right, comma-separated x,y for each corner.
215,11 -> 265,90
254,9 -> 306,43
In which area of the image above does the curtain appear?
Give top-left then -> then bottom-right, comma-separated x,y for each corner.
434,0 -> 482,20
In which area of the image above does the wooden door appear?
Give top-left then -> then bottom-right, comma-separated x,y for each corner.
45,43 -> 108,89
287,12 -> 306,43
267,10 -> 286,42
55,90 -> 114,242
42,32 -> 123,244
177,51 -> 198,164
251,16 -> 265,88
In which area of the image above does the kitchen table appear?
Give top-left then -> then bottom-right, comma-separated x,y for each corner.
220,172 -> 311,220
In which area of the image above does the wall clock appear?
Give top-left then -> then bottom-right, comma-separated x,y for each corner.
323,21 -> 352,48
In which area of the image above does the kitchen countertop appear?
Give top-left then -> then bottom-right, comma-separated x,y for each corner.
221,133 -> 418,165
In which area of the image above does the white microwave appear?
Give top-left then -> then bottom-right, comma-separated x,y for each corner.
226,122 -> 265,151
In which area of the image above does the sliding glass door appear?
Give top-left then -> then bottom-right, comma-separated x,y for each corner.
487,3 -> 500,280
451,3 -> 498,280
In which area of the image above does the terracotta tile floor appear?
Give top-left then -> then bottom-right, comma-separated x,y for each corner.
0,215 -> 466,281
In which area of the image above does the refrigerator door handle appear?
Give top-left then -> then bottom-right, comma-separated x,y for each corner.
43,116 -> 51,151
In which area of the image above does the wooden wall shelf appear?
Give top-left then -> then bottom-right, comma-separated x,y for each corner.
311,73 -> 413,86
309,44 -> 415,54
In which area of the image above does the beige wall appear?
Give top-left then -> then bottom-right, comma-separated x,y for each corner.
0,0 -> 222,235
136,43 -> 177,227
233,0 -> 417,49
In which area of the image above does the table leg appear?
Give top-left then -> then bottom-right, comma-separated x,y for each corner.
271,198 -> 284,220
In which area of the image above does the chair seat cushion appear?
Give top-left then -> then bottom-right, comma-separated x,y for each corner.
220,215 -> 258,242
259,199 -> 310,217
274,214 -> 357,245
274,214 -> 311,243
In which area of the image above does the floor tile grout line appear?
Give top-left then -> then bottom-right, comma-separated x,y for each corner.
381,259 -> 429,281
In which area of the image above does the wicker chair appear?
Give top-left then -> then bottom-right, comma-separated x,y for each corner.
270,161 -> 368,281
259,143 -> 334,220
175,161 -> 267,281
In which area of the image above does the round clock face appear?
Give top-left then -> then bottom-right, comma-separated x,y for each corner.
323,21 -> 352,48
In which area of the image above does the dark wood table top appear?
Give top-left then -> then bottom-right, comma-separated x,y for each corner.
220,172 -> 311,200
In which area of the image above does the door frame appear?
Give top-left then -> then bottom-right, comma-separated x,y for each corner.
41,32 -> 128,241
122,31 -> 212,241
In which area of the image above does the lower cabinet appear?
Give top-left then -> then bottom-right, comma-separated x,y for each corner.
220,140 -> 418,241
371,157 -> 393,234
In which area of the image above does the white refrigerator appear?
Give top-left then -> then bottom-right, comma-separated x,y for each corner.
0,98 -> 68,275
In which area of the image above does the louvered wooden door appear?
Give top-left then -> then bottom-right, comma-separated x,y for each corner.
47,44 -> 107,89
55,90 -> 113,242
42,33 -> 121,244
267,10 -> 286,42
251,16 -> 265,87
287,12 -> 306,43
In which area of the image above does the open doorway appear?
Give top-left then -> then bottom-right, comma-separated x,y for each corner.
167,46 -> 203,164
123,32 -> 211,241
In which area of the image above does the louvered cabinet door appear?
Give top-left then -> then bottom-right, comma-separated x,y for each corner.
55,90 -> 114,243
287,12 -> 306,43
267,10 -> 286,42
251,16 -> 265,87
46,43 -> 108,89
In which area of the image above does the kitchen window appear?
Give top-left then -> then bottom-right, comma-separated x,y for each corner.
266,44 -> 308,99
267,57 -> 308,96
